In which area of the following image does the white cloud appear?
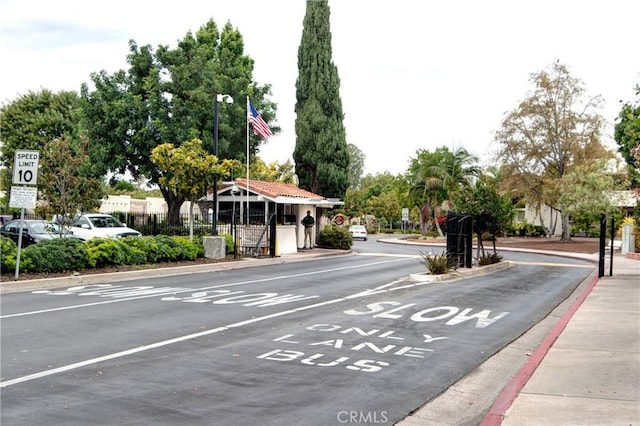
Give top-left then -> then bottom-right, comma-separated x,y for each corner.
1,0 -> 638,176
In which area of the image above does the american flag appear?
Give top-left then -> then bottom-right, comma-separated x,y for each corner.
248,101 -> 272,140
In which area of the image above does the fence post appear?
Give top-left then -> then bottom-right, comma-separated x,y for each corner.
153,214 -> 158,236
609,216 -> 615,277
598,213 -> 606,278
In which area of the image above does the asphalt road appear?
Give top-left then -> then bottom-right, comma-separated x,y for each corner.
0,240 -> 595,425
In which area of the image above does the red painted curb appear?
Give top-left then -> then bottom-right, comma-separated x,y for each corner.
480,275 -> 600,426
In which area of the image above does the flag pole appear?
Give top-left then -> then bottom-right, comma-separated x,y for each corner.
246,96 -> 250,227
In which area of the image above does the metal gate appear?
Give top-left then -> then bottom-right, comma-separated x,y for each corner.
446,212 -> 473,268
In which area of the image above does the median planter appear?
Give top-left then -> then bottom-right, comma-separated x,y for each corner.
407,261 -> 512,283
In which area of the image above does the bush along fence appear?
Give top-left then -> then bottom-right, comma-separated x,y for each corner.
0,234 -> 205,275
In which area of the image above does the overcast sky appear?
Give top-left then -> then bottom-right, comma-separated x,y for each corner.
1,0 -> 639,175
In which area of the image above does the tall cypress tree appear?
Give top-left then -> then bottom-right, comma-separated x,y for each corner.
293,0 -> 349,199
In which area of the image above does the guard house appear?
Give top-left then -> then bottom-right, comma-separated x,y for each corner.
209,178 -> 343,256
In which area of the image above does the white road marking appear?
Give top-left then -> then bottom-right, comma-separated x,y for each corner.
1,257 -> 416,319
1,257 -> 591,387
510,260 -> 593,268
0,283 -> 392,388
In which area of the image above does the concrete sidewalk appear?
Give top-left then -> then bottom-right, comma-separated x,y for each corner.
400,250 -> 639,426
484,252 -> 640,426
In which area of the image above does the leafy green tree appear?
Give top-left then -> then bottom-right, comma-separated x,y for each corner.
614,83 -> 640,186
347,143 -> 365,189
151,139 -> 239,240
249,157 -> 297,184
39,137 -> 105,223
81,19 -> 276,224
342,187 -> 367,220
452,178 -> 514,257
366,192 -> 401,230
557,161 -> 621,235
341,172 -> 407,227
496,62 -> 612,240
0,90 -> 92,207
293,0 -> 349,199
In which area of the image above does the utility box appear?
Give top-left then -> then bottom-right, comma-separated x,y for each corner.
621,224 -> 635,255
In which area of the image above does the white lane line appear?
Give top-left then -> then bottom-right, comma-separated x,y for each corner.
357,253 -> 423,258
511,260 -> 593,268
0,282 -> 396,388
1,257 -> 417,319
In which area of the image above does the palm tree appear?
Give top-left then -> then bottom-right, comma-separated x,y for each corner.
439,147 -> 482,203
408,147 -> 481,236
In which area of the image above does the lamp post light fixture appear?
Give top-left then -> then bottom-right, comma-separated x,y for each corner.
213,93 -> 234,236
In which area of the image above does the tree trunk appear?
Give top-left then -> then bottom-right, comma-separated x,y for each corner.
537,210 -> 548,236
420,202 -> 431,235
560,214 -> 571,241
550,207 -> 559,236
161,189 -> 185,226
434,205 -> 444,237
188,198 -> 195,241
435,219 -> 444,238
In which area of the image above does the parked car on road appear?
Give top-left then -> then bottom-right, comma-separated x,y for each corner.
1,219 -> 79,247
70,213 -> 141,240
348,225 -> 368,241
0,215 -> 13,227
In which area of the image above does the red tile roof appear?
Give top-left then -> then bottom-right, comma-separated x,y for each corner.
234,178 -> 325,200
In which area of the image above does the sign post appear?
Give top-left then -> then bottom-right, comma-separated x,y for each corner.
402,208 -> 409,233
11,150 -> 40,280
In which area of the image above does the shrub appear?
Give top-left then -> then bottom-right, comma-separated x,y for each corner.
0,237 -> 17,273
86,237 -> 146,268
478,252 -> 503,266
171,236 -> 203,260
120,236 -> 157,263
153,235 -> 188,261
220,234 -> 235,255
317,225 -> 352,250
7,238 -> 91,273
419,251 -> 455,275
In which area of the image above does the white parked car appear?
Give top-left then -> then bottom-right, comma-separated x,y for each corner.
349,225 -> 368,241
70,214 -> 141,240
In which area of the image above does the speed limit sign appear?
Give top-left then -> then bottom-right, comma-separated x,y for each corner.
13,150 -> 40,185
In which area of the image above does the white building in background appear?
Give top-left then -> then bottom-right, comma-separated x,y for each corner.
515,190 -> 638,236
99,195 -> 192,216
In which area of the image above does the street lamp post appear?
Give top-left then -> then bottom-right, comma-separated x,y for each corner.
213,93 -> 233,236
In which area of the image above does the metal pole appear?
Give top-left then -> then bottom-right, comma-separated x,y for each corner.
213,95 -> 219,236
609,216 -> 615,277
598,213 -> 606,277
13,207 -> 25,280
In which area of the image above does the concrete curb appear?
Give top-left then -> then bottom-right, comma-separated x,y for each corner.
407,261 -> 513,282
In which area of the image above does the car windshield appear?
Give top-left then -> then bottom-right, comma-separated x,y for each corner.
89,216 -> 124,228
30,222 -> 49,234
48,223 -> 69,234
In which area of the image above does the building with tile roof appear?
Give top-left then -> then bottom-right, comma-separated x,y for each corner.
208,178 -> 343,255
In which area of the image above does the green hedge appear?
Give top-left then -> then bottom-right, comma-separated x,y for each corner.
3,238 -> 91,273
1,235 -> 205,274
